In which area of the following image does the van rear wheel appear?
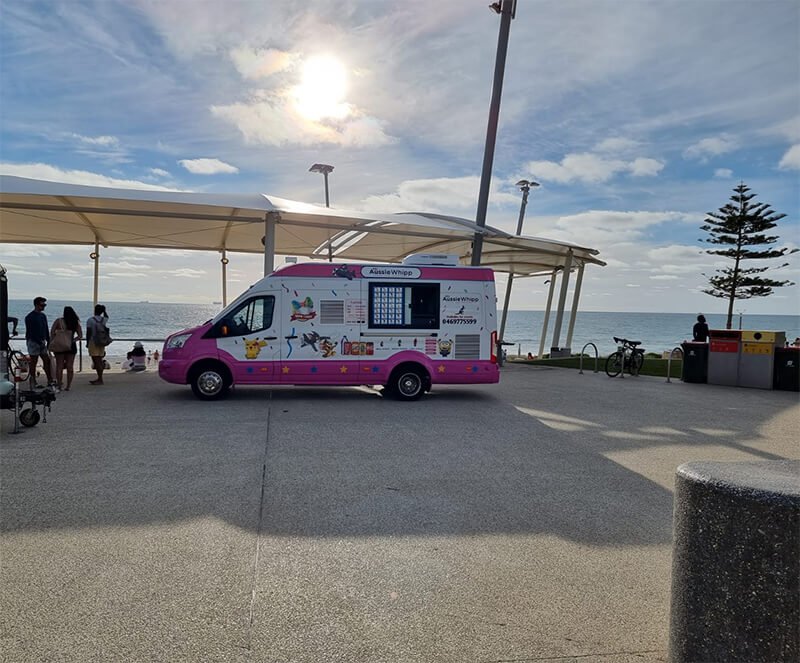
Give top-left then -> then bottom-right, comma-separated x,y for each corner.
190,363 -> 231,400
387,366 -> 426,401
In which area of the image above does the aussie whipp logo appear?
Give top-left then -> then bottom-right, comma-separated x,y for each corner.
361,266 -> 420,279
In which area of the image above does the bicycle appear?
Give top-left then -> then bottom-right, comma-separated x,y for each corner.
605,337 -> 645,377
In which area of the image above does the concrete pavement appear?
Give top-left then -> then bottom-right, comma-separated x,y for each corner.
2,365 -> 798,662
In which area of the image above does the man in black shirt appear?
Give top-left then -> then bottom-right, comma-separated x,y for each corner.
25,296 -> 53,386
693,314 -> 710,343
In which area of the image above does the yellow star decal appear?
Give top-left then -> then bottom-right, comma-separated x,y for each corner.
340,365 -> 348,373
282,366 -> 290,374
438,365 -> 446,373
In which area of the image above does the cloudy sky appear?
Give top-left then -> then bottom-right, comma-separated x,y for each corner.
1,0 -> 798,313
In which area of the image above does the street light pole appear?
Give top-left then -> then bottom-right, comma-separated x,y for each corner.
309,163 -> 334,261
309,163 -> 334,207
471,0 -> 517,266
498,179 -> 538,355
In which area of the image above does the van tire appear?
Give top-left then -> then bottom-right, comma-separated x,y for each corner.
189,361 -> 231,400
387,365 -> 428,401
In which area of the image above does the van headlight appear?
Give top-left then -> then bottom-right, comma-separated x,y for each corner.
166,333 -> 192,350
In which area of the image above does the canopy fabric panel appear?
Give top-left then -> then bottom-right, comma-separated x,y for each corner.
0,175 -> 604,276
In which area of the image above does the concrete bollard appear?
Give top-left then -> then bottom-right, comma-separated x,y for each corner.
669,460 -> 800,662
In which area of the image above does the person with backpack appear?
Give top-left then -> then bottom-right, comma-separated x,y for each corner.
86,304 -> 111,385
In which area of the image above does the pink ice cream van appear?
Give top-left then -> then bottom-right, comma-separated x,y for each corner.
159,254 -> 500,401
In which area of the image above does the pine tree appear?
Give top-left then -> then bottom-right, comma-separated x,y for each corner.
701,182 -> 796,329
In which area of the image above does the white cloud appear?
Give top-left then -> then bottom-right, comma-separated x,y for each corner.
593,137 -> 640,153
71,133 -> 119,147
178,158 -> 239,175
778,144 -> 800,170
149,168 -> 170,177
714,168 -> 733,179
165,268 -> 206,278
358,176 -> 518,214
0,162 -> 177,191
683,135 -> 737,161
211,98 -> 393,148
649,275 -> 680,280
229,47 -> 294,79
526,153 -> 664,184
629,157 -> 665,177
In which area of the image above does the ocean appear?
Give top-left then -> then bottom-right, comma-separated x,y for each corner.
7,300 -> 800,363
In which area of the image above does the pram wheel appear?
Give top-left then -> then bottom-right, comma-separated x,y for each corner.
19,406 -> 40,427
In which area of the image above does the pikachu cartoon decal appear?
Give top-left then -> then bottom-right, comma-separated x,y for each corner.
244,338 -> 268,359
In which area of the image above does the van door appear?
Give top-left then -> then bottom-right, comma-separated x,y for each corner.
213,293 -> 281,383
281,286 -> 361,384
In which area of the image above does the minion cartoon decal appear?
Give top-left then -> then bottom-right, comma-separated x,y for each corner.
320,337 -> 336,358
290,297 -> 316,321
244,338 -> 268,359
438,339 -> 452,357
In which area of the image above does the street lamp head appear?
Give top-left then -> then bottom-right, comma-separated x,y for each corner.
516,179 -> 540,191
309,163 -> 334,175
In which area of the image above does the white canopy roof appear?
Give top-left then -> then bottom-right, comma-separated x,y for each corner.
0,176 -> 604,276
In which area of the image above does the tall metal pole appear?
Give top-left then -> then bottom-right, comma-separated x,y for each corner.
310,163 -> 334,262
471,0 -> 517,266
498,179 -> 537,342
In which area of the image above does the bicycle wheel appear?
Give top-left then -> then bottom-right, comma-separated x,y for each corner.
605,352 -> 623,377
629,351 -> 644,376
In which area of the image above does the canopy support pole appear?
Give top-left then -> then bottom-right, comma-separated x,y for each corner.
538,268 -> 558,359
550,250 -> 573,355
221,250 -> 229,307
91,241 -> 100,307
498,274 -> 514,342
263,212 -> 278,276
565,263 -> 585,351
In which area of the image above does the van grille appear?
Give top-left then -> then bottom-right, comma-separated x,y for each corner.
454,334 -> 480,360
320,300 -> 345,324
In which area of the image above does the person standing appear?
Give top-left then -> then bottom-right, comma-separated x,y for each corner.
86,304 -> 109,385
50,306 -> 83,390
24,296 -> 54,387
693,314 -> 710,343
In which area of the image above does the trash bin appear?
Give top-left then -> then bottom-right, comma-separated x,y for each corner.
739,331 -> 785,390
774,346 -> 799,392
681,342 -> 708,383
707,330 -> 741,387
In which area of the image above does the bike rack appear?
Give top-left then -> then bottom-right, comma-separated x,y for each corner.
666,346 -> 683,383
578,342 -> 599,374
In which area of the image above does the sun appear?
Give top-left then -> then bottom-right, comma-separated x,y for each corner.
293,55 -> 350,122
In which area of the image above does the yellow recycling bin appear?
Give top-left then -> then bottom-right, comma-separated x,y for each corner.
738,331 -> 786,389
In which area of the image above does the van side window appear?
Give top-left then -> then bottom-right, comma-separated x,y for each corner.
368,283 -> 439,329
226,296 -> 275,335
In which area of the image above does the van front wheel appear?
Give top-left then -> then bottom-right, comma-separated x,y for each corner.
387,366 -> 426,401
190,363 -> 231,400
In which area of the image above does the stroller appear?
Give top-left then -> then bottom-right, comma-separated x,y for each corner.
1,265 -> 56,429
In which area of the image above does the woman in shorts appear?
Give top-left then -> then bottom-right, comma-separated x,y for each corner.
50,306 -> 83,390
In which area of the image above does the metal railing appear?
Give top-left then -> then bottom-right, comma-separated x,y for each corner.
665,346 -> 683,383
578,342 -> 599,374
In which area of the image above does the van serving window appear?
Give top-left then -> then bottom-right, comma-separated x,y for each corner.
368,282 -> 439,329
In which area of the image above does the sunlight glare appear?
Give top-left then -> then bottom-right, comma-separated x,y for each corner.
293,55 -> 350,122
